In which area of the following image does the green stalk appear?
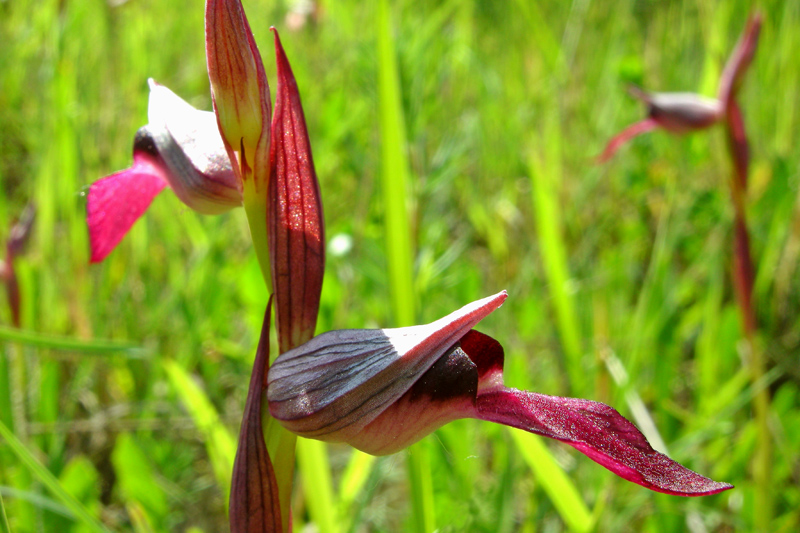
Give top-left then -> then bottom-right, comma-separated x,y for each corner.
377,1 -> 434,531
243,178 -> 273,292
264,415 -> 296,533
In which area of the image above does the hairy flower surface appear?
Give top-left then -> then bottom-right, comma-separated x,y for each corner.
268,292 -> 733,496
86,80 -> 240,262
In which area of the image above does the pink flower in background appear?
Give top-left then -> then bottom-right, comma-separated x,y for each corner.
598,13 -> 761,162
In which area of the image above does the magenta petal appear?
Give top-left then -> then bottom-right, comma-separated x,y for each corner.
596,118 -> 658,163
229,298 -> 282,533
475,389 -> 733,496
86,155 -> 167,263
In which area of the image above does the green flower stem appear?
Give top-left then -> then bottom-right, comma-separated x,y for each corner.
243,178 -> 272,293
264,415 -> 297,533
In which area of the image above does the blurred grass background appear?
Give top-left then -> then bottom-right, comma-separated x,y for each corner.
1,0 -> 798,531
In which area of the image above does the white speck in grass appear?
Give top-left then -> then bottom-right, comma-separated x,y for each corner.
328,233 -> 353,257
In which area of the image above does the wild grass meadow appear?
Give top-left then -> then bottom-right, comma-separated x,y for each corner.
1,0 -> 798,531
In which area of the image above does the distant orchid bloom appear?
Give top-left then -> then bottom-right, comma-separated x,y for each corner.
86,80 -> 241,262
598,13 -> 761,162
268,291 -> 732,497
1,205 -> 35,327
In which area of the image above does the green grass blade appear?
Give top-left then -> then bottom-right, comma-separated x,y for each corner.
509,429 -> 593,533
377,0 -> 415,328
0,326 -> 145,357
377,1 -> 435,531
527,116 -> 585,393
0,490 -> 9,533
0,419 -> 109,533
0,486 -> 74,519
297,438 -> 338,533
338,449 -> 376,520
163,361 -> 236,507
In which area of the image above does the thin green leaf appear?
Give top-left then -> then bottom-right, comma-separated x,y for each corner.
338,449 -> 376,519
509,429 -> 593,533
0,326 -> 145,357
0,419 -> 109,533
377,1 -> 435,531
297,438 -> 338,533
0,489 -> 10,533
527,115 -> 585,393
163,361 -> 236,506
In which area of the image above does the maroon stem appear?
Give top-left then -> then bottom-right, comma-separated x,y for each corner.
725,99 -> 771,531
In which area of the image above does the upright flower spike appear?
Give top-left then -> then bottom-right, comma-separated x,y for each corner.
597,13 -> 761,162
268,29 -> 325,353
86,80 -> 240,262
206,0 -> 273,283
268,292 -> 733,496
209,6 -> 327,532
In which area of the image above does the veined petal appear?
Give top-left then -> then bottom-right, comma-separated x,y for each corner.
267,291 -> 508,440
86,154 -> 167,263
463,332 -> 731,495
230,299 -> 282,533
205,0 -> 271,189
268,29 -> 325,353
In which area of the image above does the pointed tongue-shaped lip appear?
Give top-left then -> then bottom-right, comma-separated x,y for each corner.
266,291 -> 508,438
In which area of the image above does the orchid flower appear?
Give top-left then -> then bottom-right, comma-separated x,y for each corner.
598,13 -> 762,162
268,290 -> 732,497
86,80 -> 241,262
93,0 -> 733,529
203,1 -> 732,530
